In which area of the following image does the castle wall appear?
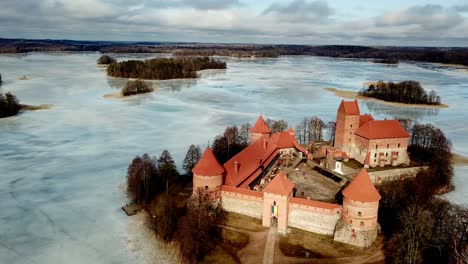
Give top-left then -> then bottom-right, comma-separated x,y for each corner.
333,219 -> 378,248
220,186 -> 263,219
288,198 -> 342,235
368,166 -> 427,184
193,173 -> 223,199
352,136 -> 410,167
342,198 -> 379,231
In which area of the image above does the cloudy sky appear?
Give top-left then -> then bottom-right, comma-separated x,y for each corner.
1,0 -> 468,46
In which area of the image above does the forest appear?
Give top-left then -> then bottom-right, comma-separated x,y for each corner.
172,49 -> 279,58
359,80 -> 441,105
2,38 -> 468,66
0,92 -> 21,118
107,57 -> 226,80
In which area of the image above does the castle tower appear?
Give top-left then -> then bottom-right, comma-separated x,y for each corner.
251,115 -> 271,143
334,100 -> 360,154
334,169 -> 381,247
192,147 -> 225,200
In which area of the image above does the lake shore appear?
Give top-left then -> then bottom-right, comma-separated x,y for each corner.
324,87 -> 449,109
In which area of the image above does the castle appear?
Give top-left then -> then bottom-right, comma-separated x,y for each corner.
334,100 -> 410,168
191,100 -> 410,247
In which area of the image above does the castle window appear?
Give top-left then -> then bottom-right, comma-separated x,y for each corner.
205,186 -> 208,190
387,144 -> 389,148
374,153 -> 377,158
386,153 -> 388,157
376,145 -> 378,149
349,139 -> 351,142
350,124 -> 353,128
350,220 -> 352,224
398,143 -> 401,148
358,212 -> 362,216
360,221 -> 364,226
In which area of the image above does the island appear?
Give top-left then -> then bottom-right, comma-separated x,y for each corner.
360,80 -> 441,105
122,101 -> 465,264
0,92 -> 51,118
107,56 -> 226,80
97,54 -> 117,65
104,80 -> 154,99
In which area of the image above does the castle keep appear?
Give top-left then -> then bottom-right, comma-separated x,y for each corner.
192,100 -> 410,247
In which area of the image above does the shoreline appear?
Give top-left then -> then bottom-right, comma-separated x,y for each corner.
452,153 -> 468,166
20,104 -> 53,111
324,87 -> 449,109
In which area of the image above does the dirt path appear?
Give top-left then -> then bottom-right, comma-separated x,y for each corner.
263,227 -> 277,264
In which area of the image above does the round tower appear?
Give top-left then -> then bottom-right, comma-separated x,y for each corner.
251,115 -> 271,143
334,169 -> 381,247
192,147 -> 225,199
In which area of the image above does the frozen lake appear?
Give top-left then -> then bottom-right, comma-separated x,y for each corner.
0,53 -> 467,263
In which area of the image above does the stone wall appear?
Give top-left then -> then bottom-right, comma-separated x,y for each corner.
333,219 -> 378,248
288,198 -> 342,235
220,186 -> 263,219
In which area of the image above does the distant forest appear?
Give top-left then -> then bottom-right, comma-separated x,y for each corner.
107,57 -> 226,80
172,49 -> 279,58
1,38 -> 468,66
359,81 -> 441,105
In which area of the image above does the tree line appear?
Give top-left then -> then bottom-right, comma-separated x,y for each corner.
377,123 -> 467,264
107,57 -> 226,80
359,81 -> 441,105
172,49 -> 279,58
0,92 -> 21,118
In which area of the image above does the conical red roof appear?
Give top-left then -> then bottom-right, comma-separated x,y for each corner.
342,169 -> 381,202
192,147 -> 225,176
251,115 -> 271,134
264,171 -> 295,196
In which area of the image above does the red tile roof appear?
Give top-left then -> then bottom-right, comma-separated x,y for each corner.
263,171 -> 295,196
192,147 -> 225,176
290,197 -> 342,210
354,120 -> 410,140
338,100 -> 360,115
359,114 -> 374,127
342,169 -> 381,202
251,115 -> 271,134
271,131 -> 296,149
224,136 -> 278,187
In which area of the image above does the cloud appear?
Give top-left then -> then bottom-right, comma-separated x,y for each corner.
182,0 -> 241,10
454,4 -> 468,12
263,0 -> 334,23
0,0 -> 467,46
375,4 -> 463,30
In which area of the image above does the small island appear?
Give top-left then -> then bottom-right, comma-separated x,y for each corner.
107,56 -> 226,80
104,80 -> 154,99
0,92 -> 51,118
97,54 -> 117,65
360,80 -> 441,105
